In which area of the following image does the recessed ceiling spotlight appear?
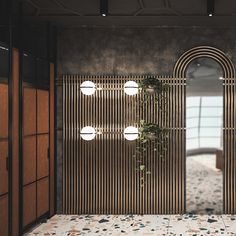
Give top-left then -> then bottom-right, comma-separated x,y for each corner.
0,46 -> 8,51
207,0 -> 214,17
219,76 -> 224,80
100,0 -> 108,17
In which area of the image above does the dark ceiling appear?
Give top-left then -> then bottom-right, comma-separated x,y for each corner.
21,0 -> 236,27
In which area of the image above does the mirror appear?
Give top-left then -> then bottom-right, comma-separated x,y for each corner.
186,57 -> 223,214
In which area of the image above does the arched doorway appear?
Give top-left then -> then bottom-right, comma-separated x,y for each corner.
185,57 -> 224,214
173,46 -> 236,214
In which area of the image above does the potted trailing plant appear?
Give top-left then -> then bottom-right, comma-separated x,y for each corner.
139,121 -> 167,141
139,76 -> 169,95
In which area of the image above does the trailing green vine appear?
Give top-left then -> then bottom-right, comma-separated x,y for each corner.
138,76 -> 169,106
134,76 -> 169,187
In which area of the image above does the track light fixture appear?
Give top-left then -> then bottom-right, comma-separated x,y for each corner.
100,0 -> 108,16
207,0 -> 214,16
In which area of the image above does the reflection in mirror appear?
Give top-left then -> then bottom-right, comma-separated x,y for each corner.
186,57 -> 223,214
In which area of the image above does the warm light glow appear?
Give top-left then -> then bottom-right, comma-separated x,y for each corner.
124,81 -> 139,95
80,81 -> 96,95
124,126 -> 139,141
80,126 -> 96,141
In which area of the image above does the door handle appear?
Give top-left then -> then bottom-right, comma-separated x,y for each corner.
6,156 -> 8,171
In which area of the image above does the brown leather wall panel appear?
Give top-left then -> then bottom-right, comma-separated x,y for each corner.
49,63 -> 55,216
37,134 -> 49,179
0,84 -> 8,138
12,48 -> 20,236
0,195 -> 8,236
23,136 -> 36,185
37,90 -> 49,134
23,183 -> 36,227
23,88 -> 36,136
0,141 -> 8,195
37,178 -> 49,217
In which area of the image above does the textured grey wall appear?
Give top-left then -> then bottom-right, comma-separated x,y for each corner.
56,27 -> 236,212
58,27 -> 236,76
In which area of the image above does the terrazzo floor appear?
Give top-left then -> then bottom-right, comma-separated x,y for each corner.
25,214 -> 236,235
186,154 -> 223,214
25,154 -> 230,235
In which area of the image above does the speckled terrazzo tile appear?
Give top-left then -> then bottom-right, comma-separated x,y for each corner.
25,214 -> 236,236
84,215 -> 116,235
25,215 -> 112,236
106,215 -> 169,235
186,155 -> 223,215
168,214 -> 199,235
221,215 -> 236,235
168,214 -> 226,235
195,215 -> 226,235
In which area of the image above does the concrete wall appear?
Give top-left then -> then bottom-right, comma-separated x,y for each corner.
58,27 -> 236,75
56,27 -> 236,212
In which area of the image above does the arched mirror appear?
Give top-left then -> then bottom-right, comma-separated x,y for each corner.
186,57 -> 223,214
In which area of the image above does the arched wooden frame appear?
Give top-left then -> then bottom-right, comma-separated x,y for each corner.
173,46 -> 236,78
173,46 -> 236,214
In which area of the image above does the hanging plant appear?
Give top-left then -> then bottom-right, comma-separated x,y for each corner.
139,120 -> 167,141
139,76 -> 169,95
133,76 -> 170,187
133,120 -> 169,187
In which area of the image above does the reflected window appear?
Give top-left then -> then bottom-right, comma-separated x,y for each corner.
186,96 -> 223,150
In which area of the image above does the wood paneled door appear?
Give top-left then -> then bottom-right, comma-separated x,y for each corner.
22,87 -> 50,229
0,47 -> 20,236
0,45 -> 54,235
0,82 -> 9,236
0,44 -> 10,236
21,55 -> 55,232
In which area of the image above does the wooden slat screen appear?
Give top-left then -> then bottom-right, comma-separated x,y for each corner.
62,75 -> 186,214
